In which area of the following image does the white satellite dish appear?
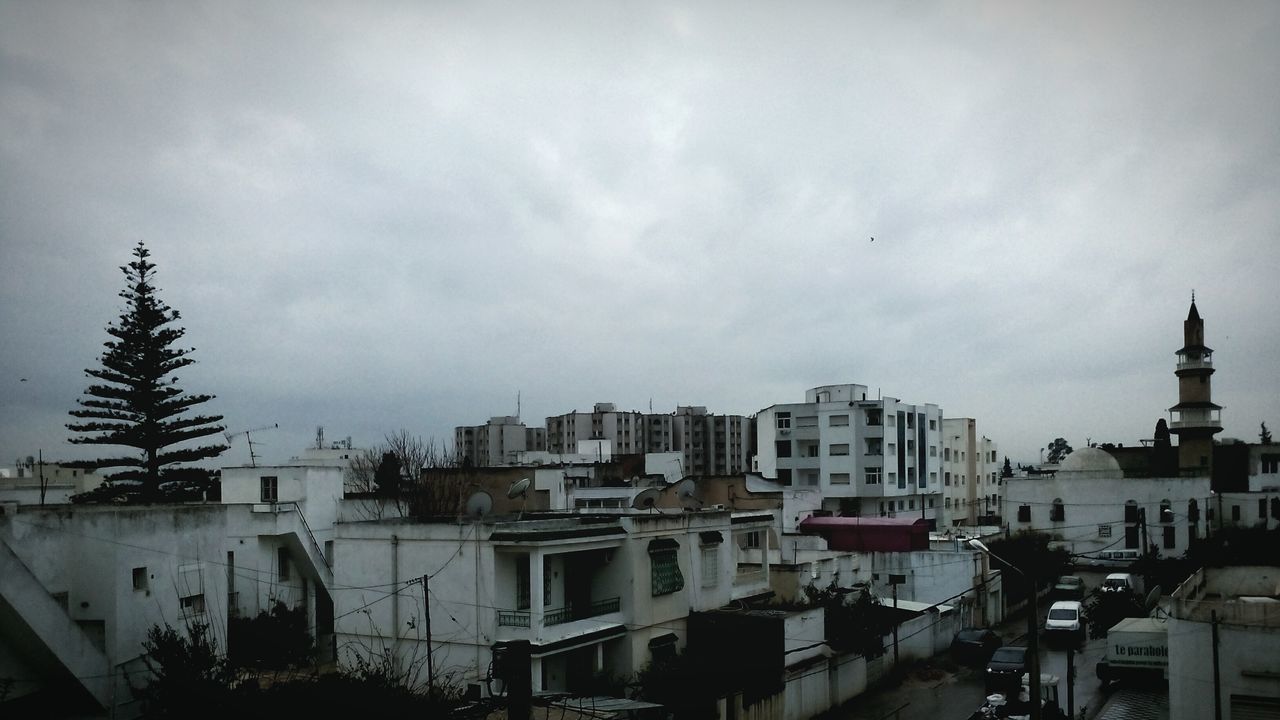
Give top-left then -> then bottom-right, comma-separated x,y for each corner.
507,477 -> 532,499
631,487 -> 661,512
674,478 -> 701,510
464,491 -> 494,520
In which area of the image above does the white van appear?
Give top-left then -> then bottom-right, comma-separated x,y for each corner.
1100,573 -> 1144,597
1044,600 -> 1086,644
1086,549 -> 1140,567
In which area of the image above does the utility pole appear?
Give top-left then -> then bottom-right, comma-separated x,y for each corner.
423,574 -> 434,690
1066,646 -> 1075,720
889,574 -> 906,668
1139,508 -> 1149,561
37,449 -> 47,505
1211,611 -> 1222,720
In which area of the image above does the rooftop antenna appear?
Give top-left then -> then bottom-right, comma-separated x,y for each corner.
223,423 -> 279,467
631,487 -> 661,513
315,426 -> 325,450
517,390 -> 521,420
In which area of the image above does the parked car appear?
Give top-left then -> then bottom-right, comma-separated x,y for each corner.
1052,575 -> 1086,600
951,628 -> 1003,665
985,645 -> 1030,692
1044,600 -> 1086,645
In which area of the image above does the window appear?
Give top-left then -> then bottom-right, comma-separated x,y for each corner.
1188,499 -> 1200,523
865,438 -> 883,455
830,472 -> 851,484
776,412 -> 791,430
777,469 -> 792,485
829,443 -> 850,456
1260,498 -> 1268,521
866,409 -> 882,426
744,531 -> 761,549
907,468 -> 916,484
929,472 -> 937,486
775,440 -> 792,458
180,593 -> 206,615
908,499 -> 915,510
797,415 -> 818,428
1163,526 -> 1176,549
1017,505 -> 1031,522
701,546 -> 720,588
929,445 -> 937,457
1160,500 -> 1174,524
829,414 -> 849,427
1263,455 -> 1280,473
864,467 -> 882,485
132,567 -> 148,591
906,414 -> 915,429
944,448 -> 951,461
929,419 -> 937,430
516,555 -> 530,609
891,471 -> 901,488
945,472 -> 951,486
260,476 -> 279,502
928,497 -> 935,508
886,415 -> 895,427
1051,499 -> 1065,522
1124,501 -> 1138,523
945,497 -> 951,508
277,547 -> 290,581
1231,505 -> 1241,522
649,540 -> 684,596
887,442 -> 896,455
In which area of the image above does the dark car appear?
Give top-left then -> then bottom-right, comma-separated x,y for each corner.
951,628 -> 1002,665
1053,575 -> 1086,600
985,645 -> 1029,692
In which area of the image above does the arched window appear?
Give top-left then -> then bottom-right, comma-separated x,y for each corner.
1160,499 -> 1173,524
1188,499 -> 1200,522
1124,500 -> 1139,523
1051,498 -> 1065,522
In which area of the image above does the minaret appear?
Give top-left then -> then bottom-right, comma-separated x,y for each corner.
1168,296 -> 1222,473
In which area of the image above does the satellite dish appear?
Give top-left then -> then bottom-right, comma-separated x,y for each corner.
464,491 -> 494,520
674,478 -> 701,510
507,477 -> 532,499
631,488 -> 661,512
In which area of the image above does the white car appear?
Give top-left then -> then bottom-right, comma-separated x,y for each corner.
1044,600 -> 1085,644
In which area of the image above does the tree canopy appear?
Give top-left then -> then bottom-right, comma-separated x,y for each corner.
67,242 -> 226,499
1045,437 -> 1073,464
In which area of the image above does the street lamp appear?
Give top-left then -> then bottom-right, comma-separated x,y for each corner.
969,538 -> 1040,720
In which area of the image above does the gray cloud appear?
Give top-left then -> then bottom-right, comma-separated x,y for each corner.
2,1 -> 1277,468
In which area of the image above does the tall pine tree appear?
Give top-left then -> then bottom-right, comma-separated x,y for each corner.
67,242 -> 227,499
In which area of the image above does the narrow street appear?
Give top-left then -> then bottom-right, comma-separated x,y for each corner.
835,571 -> 1116,720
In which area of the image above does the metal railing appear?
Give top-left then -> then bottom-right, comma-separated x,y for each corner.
497,596 -> 621,628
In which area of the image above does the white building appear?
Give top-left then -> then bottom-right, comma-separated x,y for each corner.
331,508 -> 775,695
645,406 -> 754,477
1167,566 -> 1280,720
940,418 -> 1001,527
455,416 -> 547,467
1003,447 -> 1211,559
754,384 -> 944,532
0,460 -> 102,506
546,403 -> 646,455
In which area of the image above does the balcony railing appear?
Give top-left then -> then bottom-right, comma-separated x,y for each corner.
497,596 -> 621,628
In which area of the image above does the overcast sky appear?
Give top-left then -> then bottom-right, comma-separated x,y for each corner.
2,1 -> 1277,471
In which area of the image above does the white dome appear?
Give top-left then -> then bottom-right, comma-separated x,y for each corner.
1058,447 -> 1122,474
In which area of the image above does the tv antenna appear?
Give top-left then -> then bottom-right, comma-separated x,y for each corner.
631,487 -> 661,513
508,477 -> 532,519
223,423 -> 279,467
463,490 -> 494,521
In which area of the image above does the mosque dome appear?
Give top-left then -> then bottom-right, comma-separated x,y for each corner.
1058,447 -> 1122,474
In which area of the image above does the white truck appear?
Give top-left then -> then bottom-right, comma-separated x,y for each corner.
1095,616 -> 1168,687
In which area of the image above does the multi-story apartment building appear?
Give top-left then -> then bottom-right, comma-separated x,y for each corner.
941,418 -> 1001,527
455,416 -> 547,467
545,403 -> 645,455
755,384 -> 944,530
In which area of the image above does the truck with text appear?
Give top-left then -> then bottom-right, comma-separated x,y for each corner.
1095,616 -> 1168,687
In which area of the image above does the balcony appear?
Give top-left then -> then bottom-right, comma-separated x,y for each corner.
497,596 -> 621,628
1170,419 -> 1223,430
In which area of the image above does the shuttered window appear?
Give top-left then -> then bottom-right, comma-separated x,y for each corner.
649,539 -> 684,596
